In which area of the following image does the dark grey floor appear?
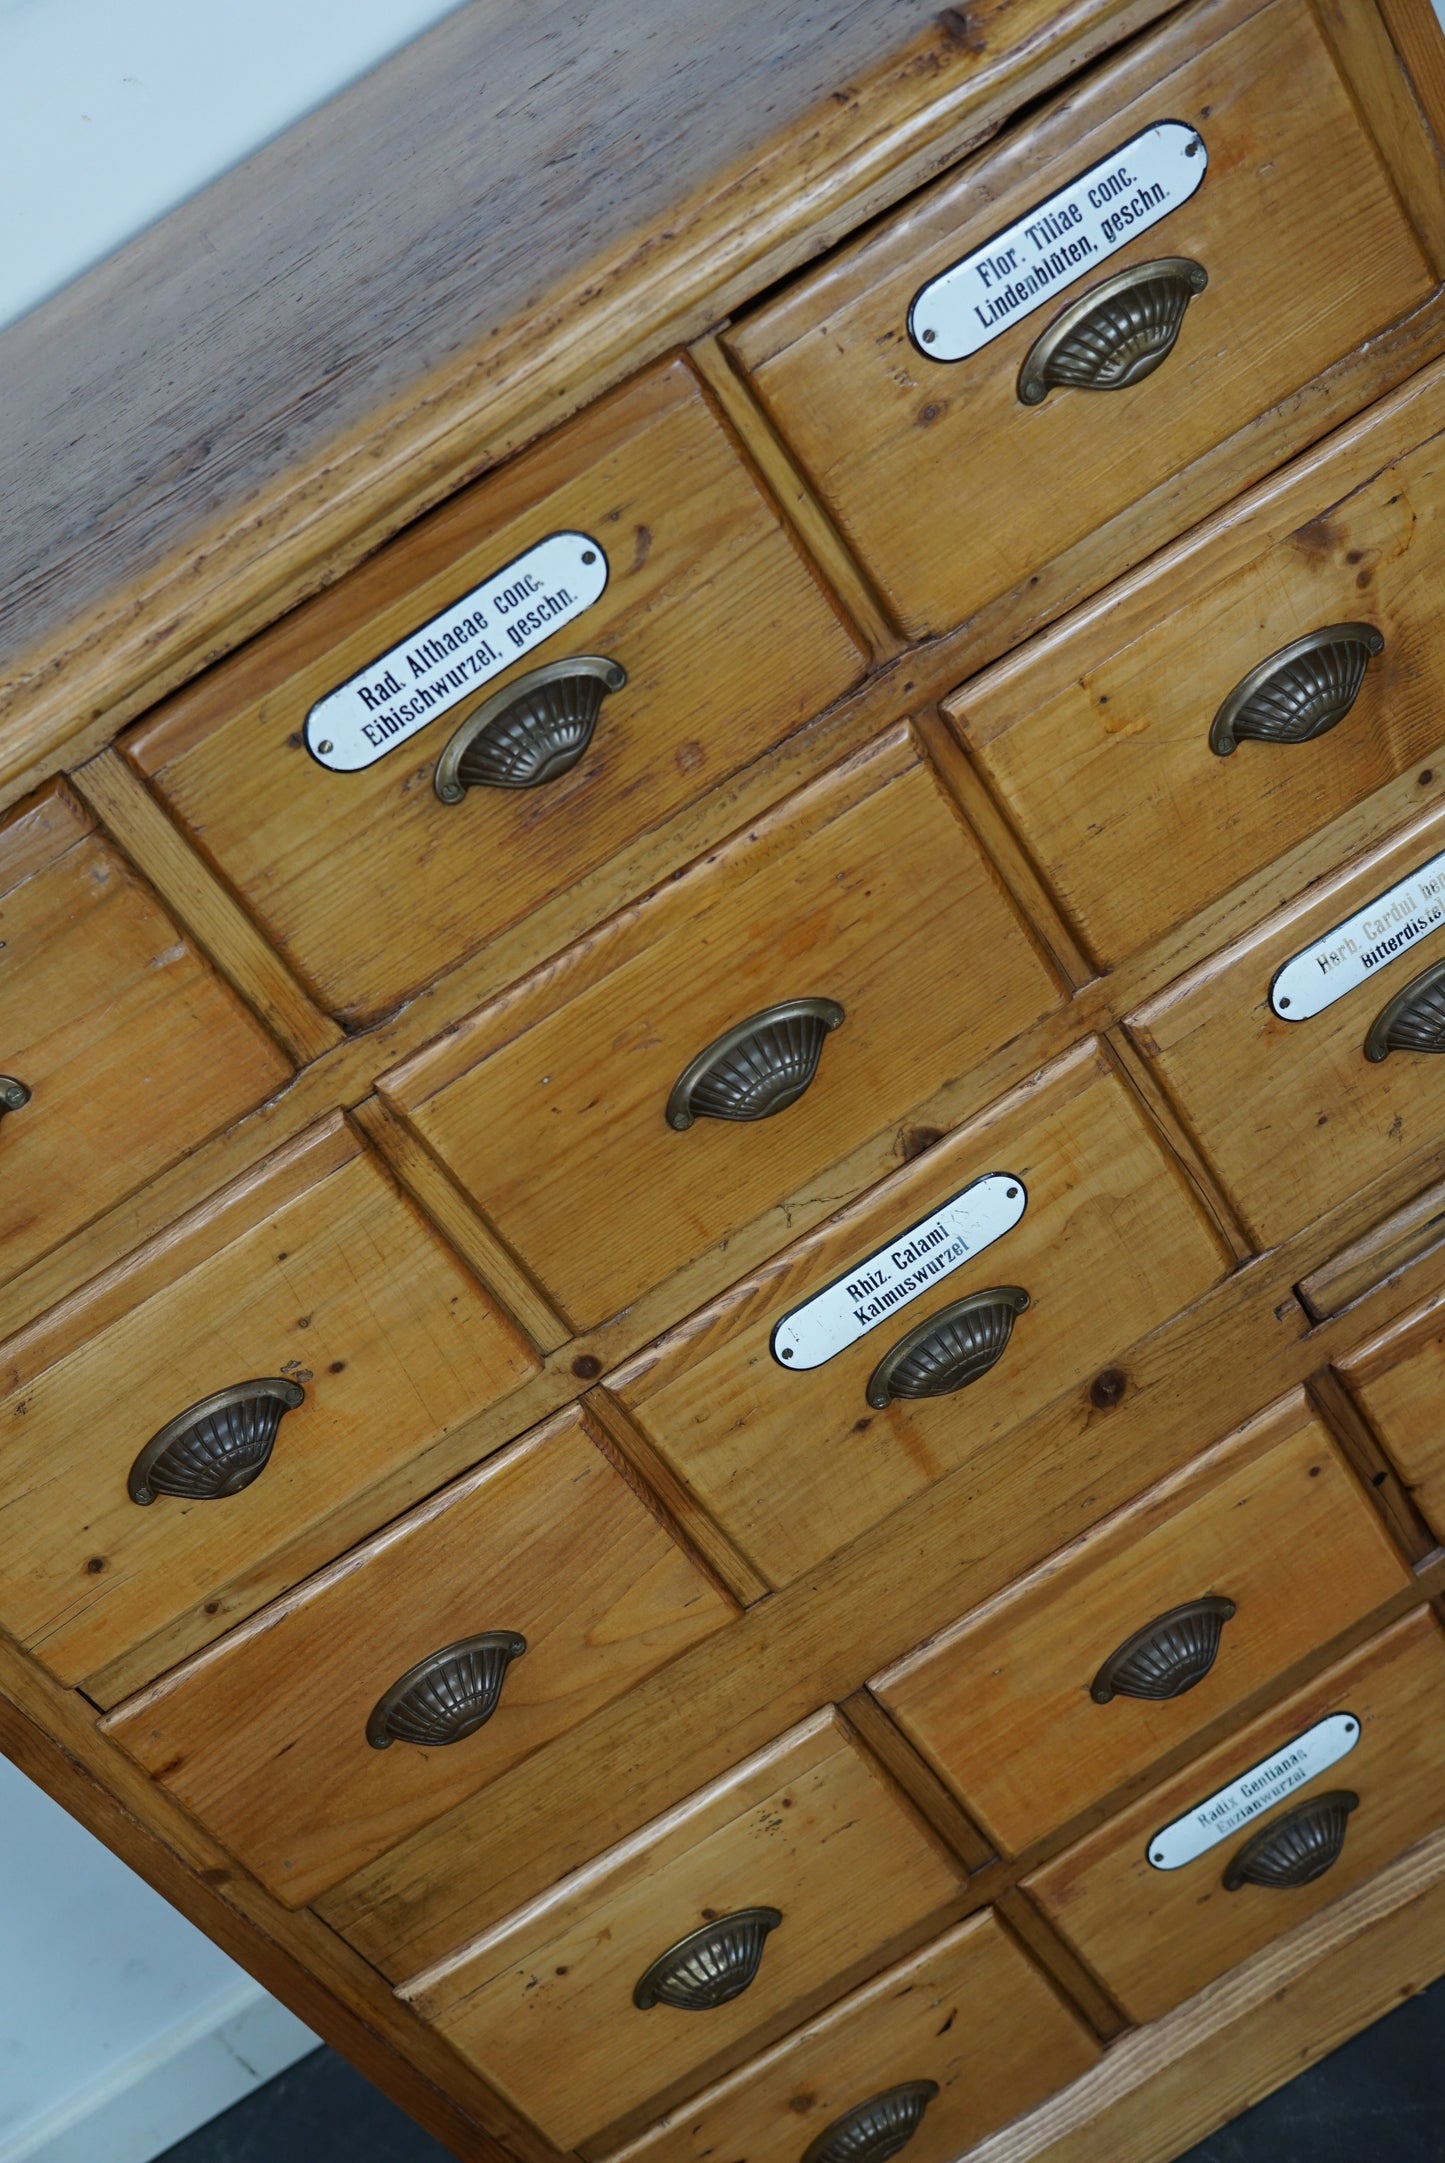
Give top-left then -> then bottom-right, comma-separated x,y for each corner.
158,1979 -> 1445,2162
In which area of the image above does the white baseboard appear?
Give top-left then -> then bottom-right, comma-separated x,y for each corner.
2,1980 -> 318,2163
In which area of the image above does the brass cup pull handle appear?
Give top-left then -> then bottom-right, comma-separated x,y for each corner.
801,2082 -> 941,2163
866,1287 -> 1029,1411
127,1378 -> 306,1505
633,1906 -> 783,2011
1365,957 -> 1445,1062
366,1630 -> 526,1750
0,1076 -> 30,1116
666,998 -> 845,1131
1090,1595 -> 1236,1704
1017,256 -> 1208,406
434,656 -> 626,801
1209,624 -> 1384,757
1222,1789 -> 1359,1892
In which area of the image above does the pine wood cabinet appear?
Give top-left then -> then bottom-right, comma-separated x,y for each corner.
7,4 -> 1445,2162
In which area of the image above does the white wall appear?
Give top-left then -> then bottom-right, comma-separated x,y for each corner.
0,1756 -> 315,2163
0,0 -> 468,329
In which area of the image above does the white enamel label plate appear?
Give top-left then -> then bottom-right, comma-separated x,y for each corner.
908,121 -> 1208,362
1147,1711 -> 1360,1871
1270,848 -> 1445,1020
304,530 -> 609,772
769,1172 -> 1027,1372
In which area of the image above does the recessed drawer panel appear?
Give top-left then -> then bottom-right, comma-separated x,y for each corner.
609,1911 -> 1099,2163
874,1391 -> 1410,1856
122,360 -> 867,1026
104,1406 -> 734,1908
611,1043 -> 1230,1587
947,367 -> 1445,969
1129,805 -> 1445,1248
1026,1610 -> 1445,2023
0,1115 -> 538,1700
725,0 -> 1434,642
0,781 -> 289,1289
1338,1294 -> 1445,1543
378,729 -> 1063,1332
400,1709 -> 966,2149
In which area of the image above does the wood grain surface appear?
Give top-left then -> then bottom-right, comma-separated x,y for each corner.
105,1405 -> 735,1907
0,1115 -> 537,1695
874,1393 -> 1411,1855
402,1709 -> 965,2150
381,727 -> 1062,1330
0,0 -> 1174,808
729,0 -> 1436,637
607,1910 -> 1100,2163
1026,1610 -> 1445,2022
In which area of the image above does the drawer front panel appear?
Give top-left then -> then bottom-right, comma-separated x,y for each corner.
1026,1609 -> 1445,2023
401,1709 -> 965,2148
1338,1295 -> 1445,1541
0,1117 -> 538,1696
103,1406 -> 734,1907
725,0 -> 1433,641
122,360 -> 867,1025
610,1910 -> 1100,2163
380,731 -> 1062,1332
612,1044 -> 1230,1587
948,370 -> 1445,969
874,1391 -> 1410,1856
1130,805 -> 1445,1247
0,783 -> 290,1288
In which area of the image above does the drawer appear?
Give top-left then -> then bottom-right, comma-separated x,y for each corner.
104,1405 -> 734,1908
0,781 -> 289,1287
377,727 -> 1062,1332
725,0 -> 1434,641
0,1114 -> 538,1699
611,1042 -> 1230,1587
1338,1293 -> 1445,1542
399,1708 -> 966,2149
121,359 -> 867,1026
1026,1609 -> 1445,2023
1129,803 -> 1445,1248
609,1910 -> 1099,2163
947,365 -> 1445,970
874,1390 -> 1410,1856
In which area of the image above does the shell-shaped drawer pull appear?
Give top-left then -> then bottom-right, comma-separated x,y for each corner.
127,1378 -> 306,1505
366,1630 -> 527,1750
866,1286 -> 1029,1411
1090,1595 -> 1236,1705
1209,624 -> 1384,757
1017,256 -> 1208,406
801,2082 -> 941,2163
0,1076 -> 30,1117
434,656 -> 626,801
632,1906 -> 783,2011
666,998 -> 845,1131
1365,957 -> 1445,1062
1222,1789 -> 1359,1892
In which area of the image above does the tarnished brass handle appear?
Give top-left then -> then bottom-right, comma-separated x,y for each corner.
1090,1596 -> 1236,1704
1017,256 -> 1208,405
434,656 -> 626,800
1222,1790 -> 1359,1892
0,1076 -> 30,1115
666,998 -> 845,1131
1209,624 -> 1384,757
633,1907 -> 782,2011
1365,958 -> 1445,1062
127,1379 -> 306,1505
866,1286 -> 1029,1411
366,1630 -> 526,1749
801,2082 -> 941,2163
